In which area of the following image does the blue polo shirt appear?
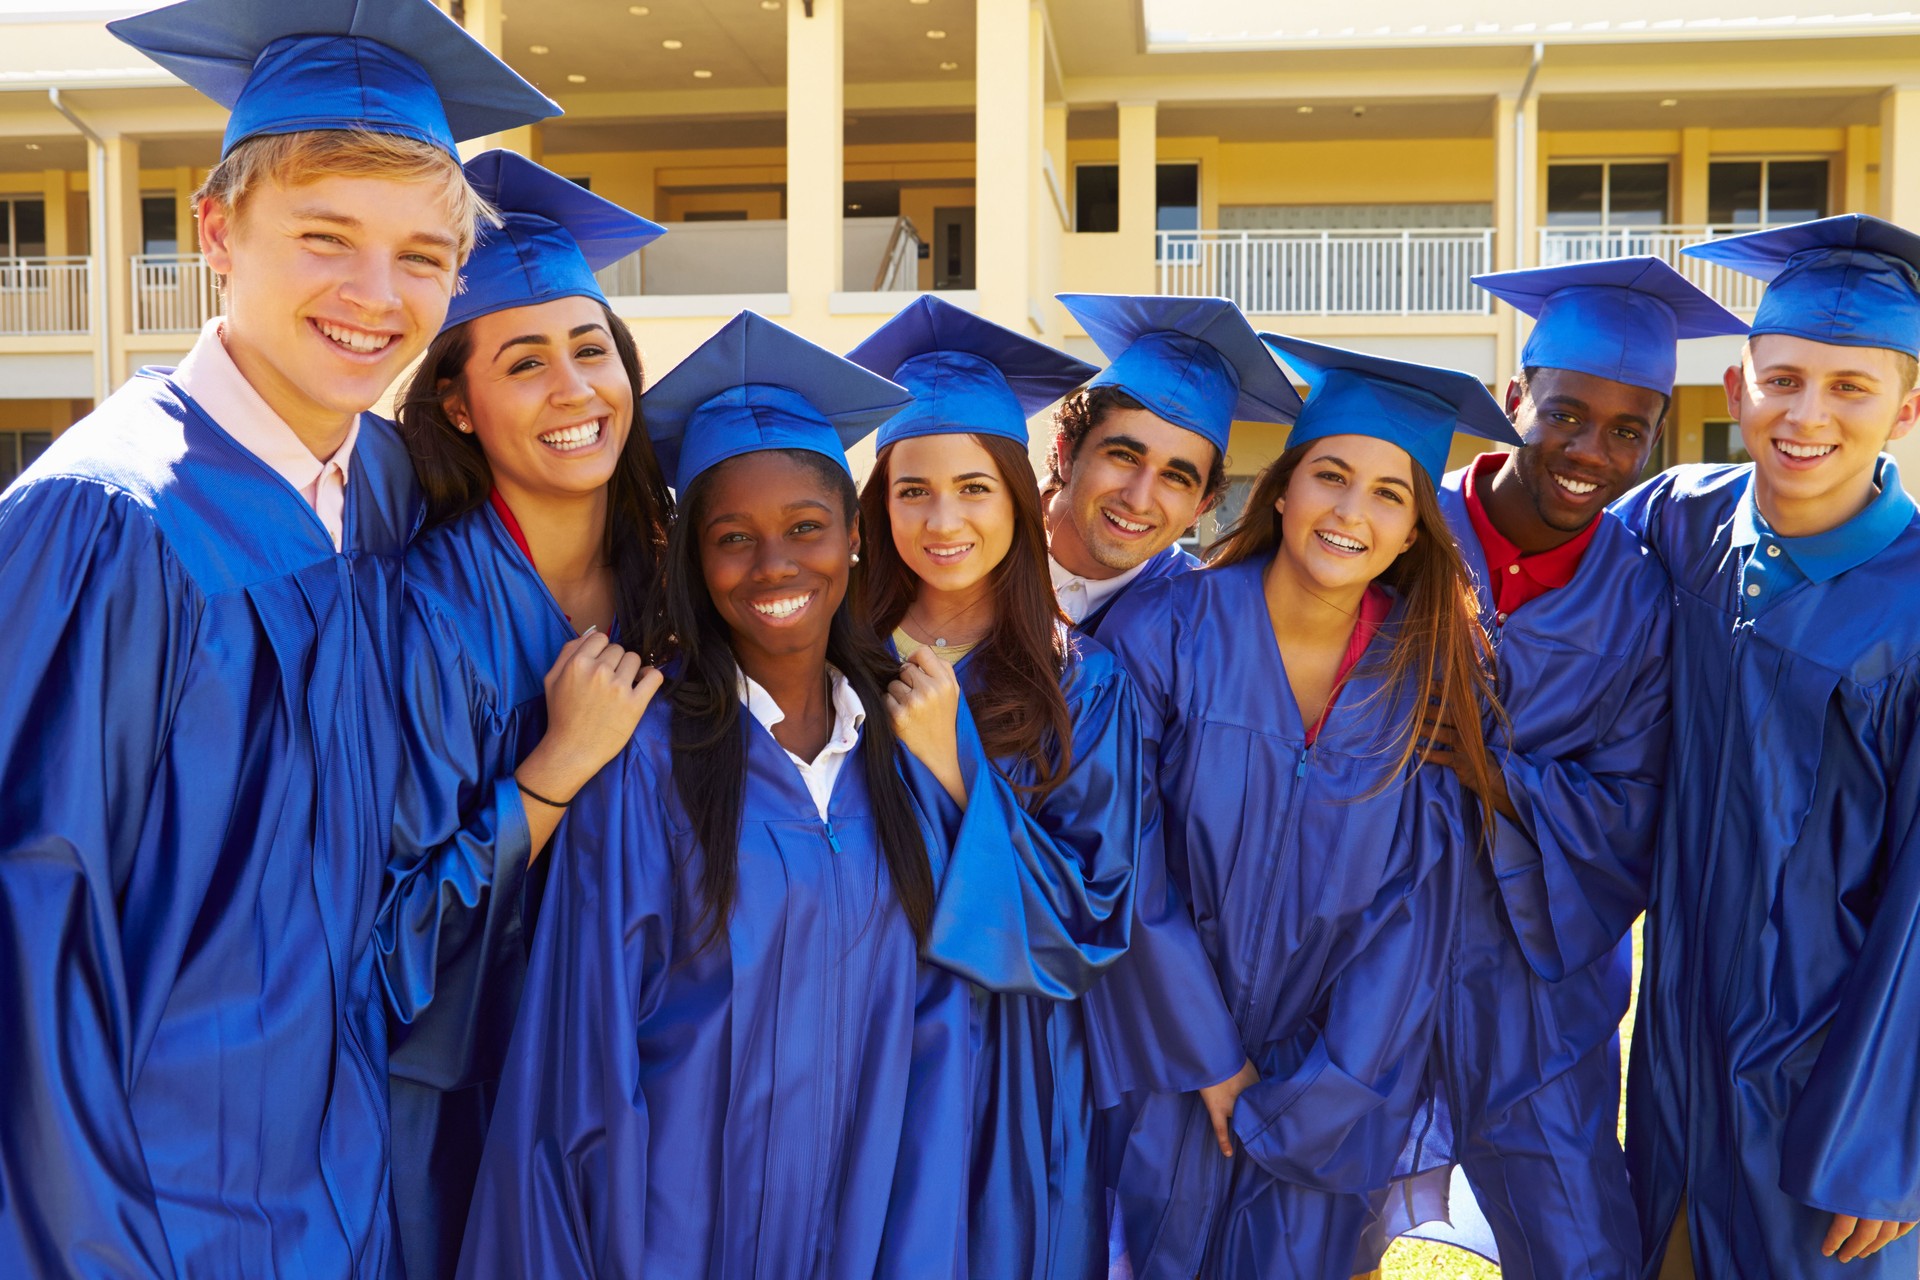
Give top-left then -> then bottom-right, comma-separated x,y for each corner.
1732,455 -> 1916,615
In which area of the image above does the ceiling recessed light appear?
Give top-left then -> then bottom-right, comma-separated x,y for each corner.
693,68 -> 713,78
1660,98 -> 1679,107
759,0 -> 780,8
528,43 -> 549,53
1296,105 -> 1313,114
567,73 -> 587,83
938,60 -> 959,70
24,142 -> 41,150
910,0 -> 931,5
926,29 -> 946,38
662,38 -> 683,48
628,4 -> 649,12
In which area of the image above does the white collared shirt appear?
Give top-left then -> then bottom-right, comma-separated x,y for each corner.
737,665 -> 867,821
172,317 -> 358,551
1048,554 -> 1150,625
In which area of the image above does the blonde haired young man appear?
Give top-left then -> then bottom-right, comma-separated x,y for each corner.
0,2 -> 553,1275
1615,214 -> 1920,1279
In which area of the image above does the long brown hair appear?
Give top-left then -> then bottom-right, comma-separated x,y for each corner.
669,449 -> 935,952
1210,441 -> 1505,819
396,302 -> 674,658
860,433 -> 1075,800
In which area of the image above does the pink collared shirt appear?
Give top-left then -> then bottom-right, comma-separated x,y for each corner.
172,317 -> 359,552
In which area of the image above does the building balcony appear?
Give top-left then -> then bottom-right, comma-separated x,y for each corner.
1538,225 -> 1791,313
132,254 -> 221,336
0,258 -> 90,337
1156,229 -> 1495,317
594,216 -> 923,307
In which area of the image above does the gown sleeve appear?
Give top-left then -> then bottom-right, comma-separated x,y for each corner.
1229,769 -> 1463,1196
1078,585 -> 1249,1104
912,649 -> 1141,999
0,480 -> 197,1279
1488,594 -> 1671,980
1607,471 -> 1674,561
1779,670 -> 1920,1223
376,588 -> 534,1090
456,742 -> 673,1278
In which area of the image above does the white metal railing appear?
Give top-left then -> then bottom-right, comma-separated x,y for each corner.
0,257 -> 90,335
1539,224 -> 1791,312
1157,229 -> 1495,315
132,253 -> 221,334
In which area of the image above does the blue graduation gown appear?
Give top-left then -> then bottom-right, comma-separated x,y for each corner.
0,373 -> 420,1278
1087,559 -> 1464,1280
1613,461 -> 1920,1279
1388,472 -> 1669,1279
1077,542 -> 1203,638
379,504 -> 574,1279
457,699 -> 976,1279
903,637 -> 1145,1280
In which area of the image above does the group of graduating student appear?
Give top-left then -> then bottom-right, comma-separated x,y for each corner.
3,4 -> 1920,1280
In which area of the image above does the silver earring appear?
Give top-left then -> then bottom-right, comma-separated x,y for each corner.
455,419 -> 473,433
850,551 -> 861,565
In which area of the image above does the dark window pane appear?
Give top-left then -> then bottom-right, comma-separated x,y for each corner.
1708,162 -> 1763,227
1700,420 -> 1750,466
0,435 -> 18,490
1608,163 -> 1670,225
20,432 -> 50,473
568,176 -> 591,191
1545,165 -> 1604,224
141,195 -> 177,255
12,200 -> 46,257
1075,164 -> 1119,233
1767,160 -> 1827,224
1155,161 -> 1199,231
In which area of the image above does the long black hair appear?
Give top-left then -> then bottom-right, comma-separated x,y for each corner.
665,448 -> 936,951
397,301 -> 674,656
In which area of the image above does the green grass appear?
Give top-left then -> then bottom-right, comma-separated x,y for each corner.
1372,918 -> 1647,1279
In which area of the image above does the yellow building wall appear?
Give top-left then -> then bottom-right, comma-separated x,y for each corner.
0,398 -> 90,432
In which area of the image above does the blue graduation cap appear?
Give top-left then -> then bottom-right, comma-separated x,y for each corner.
1260,334 -> 1521,483
1474,256 -> 1747,394
644,312 -> 912,492
445,151 -> 665,331
1683,214 -> 1920,355
1057,294 -> 1302,455
109,0 -> 559,159
846,295 -> 1097,449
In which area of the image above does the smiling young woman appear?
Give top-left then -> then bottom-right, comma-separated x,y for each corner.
457,312 -> 993,1279
1084,336 -> 1516,1280
383,151 -> 672,1280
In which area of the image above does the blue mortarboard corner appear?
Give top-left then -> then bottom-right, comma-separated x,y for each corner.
109,0 -> 559,158
1261,334 -> 1521,483
1683,213 -> 1920,355
848,295 -> 1098,449
644,312 -> 912,491
1474,256 -> 1747,395
446,151 -> 667,331
1058,293 -> 1302,454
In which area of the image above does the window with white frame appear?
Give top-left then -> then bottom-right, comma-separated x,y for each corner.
1707,160 -> 1828,227
1545,162 -> 1671,228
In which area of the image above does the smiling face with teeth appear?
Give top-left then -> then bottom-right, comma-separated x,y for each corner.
1050,407 -> 1220,577
881,432 -> 1017,612
1728,334 -> 1920,537
200,171 -> 466,453
1273,434 -> 1420,600
1489,366 -> 1668,551
697,449 -> 861,676
451,295 -> 634,513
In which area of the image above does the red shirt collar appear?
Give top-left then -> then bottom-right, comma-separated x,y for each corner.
1306,583 -> 1393,747
489,489 -> 538,569
1461,451 -> 1599,617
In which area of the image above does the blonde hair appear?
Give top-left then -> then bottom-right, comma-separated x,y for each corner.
193,129 -> 497,263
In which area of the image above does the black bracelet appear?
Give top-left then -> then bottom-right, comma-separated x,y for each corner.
515,778 -> 573,810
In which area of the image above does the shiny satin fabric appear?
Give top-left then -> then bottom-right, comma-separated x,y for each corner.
378,502 -> 576,1279
457,700 -> 976,1278
1381,473 -> 1671,1279
1076,542 -> 1203,638
903,637 -> 1145,1280
1612,462 -> 1920,1279
0,374 -> 420,1278
1086,559 -> 1466,1280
